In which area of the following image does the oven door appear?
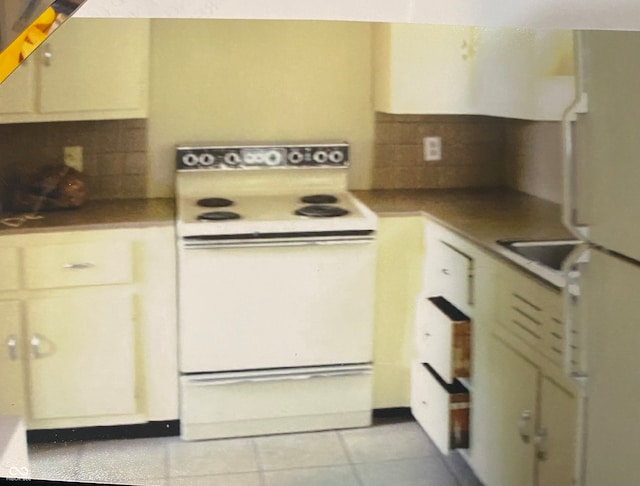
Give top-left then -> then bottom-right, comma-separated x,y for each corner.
177,236 -> 376,372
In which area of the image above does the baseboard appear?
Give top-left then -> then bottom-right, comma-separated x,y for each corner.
26,420 -> 180,444
372,407 -> 413,424
26,409 -> 414,443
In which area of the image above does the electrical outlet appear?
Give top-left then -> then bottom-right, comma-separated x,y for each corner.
63,146 -> 83,172
423,137 -> 442,162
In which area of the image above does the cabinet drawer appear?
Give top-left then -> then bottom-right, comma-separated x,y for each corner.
411,362 -> 469,454
23,241 -> 133,289
0,247 -> 20,290
426,236 -> 474,311
415,296 -> 471,382
180,365 -> 372,440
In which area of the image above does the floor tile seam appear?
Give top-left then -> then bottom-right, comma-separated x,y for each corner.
258,462 -> 358,474
160,470 -> 263,480
350,454 -> 446,467
161,440 -> 171,479
439,454 -> 477,486
259,463 -> 364,486
165,466 -> 262,479
336,429 -> 357,464
251,436 -> 266,473
349,462 -> 367,486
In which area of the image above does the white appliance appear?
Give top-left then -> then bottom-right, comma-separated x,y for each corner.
562,30 -> 640,486
174,142 -> 377,440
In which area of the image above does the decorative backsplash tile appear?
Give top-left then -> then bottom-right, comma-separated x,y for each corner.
372,113 -> 507,189
0,119 -> 147,210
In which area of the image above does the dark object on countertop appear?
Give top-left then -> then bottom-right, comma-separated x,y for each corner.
11,163 -> 87,212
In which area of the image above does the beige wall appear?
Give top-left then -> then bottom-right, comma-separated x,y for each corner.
146,19 -> 374,197
503,120 -> 563,204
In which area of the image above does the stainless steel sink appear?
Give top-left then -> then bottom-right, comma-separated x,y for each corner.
496,239 -> 581,286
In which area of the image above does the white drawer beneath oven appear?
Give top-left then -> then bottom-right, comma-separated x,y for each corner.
179,365 -> 373,440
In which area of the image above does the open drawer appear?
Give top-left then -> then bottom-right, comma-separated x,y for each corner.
415,296 -> 471,383
410,361 -> 470,454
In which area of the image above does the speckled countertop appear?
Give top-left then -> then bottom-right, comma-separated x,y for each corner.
0,198 -> 175,235
353,188 -> 575,283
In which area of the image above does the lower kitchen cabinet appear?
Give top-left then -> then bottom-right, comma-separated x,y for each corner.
372,216 -> 424,408
25,289 -> 138,421
0,226 -> 177,429
486,335 -> 577,486
0,300 -> 26,417
410,219 -> 578,486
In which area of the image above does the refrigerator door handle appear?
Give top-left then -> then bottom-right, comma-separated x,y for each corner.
562,244 -> 590,386
562,31 -> 590,240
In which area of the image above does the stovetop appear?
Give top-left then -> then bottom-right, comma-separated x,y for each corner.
174,142 -> 377,238
176,191 -> 377,238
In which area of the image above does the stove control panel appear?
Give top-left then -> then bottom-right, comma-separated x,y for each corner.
176,143 -> 349,171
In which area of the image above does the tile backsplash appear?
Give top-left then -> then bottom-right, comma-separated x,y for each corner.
0,119 -> 147,210
372,113 -> 507,189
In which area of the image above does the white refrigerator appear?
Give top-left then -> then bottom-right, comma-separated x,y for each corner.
563,30 -> 640,486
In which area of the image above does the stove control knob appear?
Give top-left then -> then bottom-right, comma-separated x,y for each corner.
288,150 -> 304,165
265,149 -> 283,166
329,150 -> 345,164
312,150 -> 329,164
199,152 -> 215,166
182,153 -> 199,167
223,152 -> 241,166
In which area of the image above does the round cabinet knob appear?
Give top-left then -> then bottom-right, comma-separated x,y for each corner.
223,152 -> 241,166
288,150 -> 304,165
265,149 -> 283,166
182,153 -> 199,167
312,150 -> 328,164
328,150 -> 345,164
199,153 -> 215,166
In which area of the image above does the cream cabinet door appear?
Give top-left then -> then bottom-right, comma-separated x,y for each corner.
0,301 -> 25,416
39,18 -> 149,115
0,61 -> 37,115
538,377 -> 577,486
472,29 -> 574,121
486,336 -> 537,486
25,289 -> 138,420
372,23 -> 476,114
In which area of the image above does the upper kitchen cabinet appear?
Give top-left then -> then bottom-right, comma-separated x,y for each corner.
372,23 -> 476,115
0,18 -> 149,124
472,29 -> 575,120
372,23 -> 575,121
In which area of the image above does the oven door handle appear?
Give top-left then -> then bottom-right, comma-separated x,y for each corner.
181,237 -> 374,250
184,369 -> 371,386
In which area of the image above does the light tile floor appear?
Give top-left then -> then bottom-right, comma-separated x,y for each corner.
27,420 -> 484,486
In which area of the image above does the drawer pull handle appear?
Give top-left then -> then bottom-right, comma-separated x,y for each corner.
30,334 -> 42,359
518,409 -> 532,443
6,335 -> 17,361
63,262 -> 95,270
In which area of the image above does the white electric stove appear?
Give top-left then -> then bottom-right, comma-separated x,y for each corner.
174,142 -> 378,440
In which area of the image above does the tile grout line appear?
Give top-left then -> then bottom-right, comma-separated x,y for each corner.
251,436 -> 268,486
336,430 -> 366,486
